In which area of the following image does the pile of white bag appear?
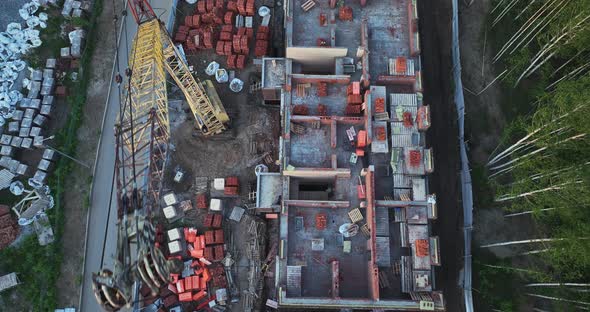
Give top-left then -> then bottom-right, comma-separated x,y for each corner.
0,0 -> 48,118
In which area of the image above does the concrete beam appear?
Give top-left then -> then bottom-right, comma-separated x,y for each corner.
375,200 -> 429,207
330,119 -> 337,148
283,167 -> 351,178
290,115 -> 364,125
283,200 -> 349,208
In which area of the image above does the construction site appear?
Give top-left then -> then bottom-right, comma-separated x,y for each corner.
88,0 -> 447,311
0,0 -> 453,311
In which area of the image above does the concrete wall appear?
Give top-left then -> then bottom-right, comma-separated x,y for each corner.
286,47 -> 348,72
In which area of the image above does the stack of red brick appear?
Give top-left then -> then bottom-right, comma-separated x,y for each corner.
338,6 -> 353,21
236,0 -> 256,16
345,81 -> 363,115
173,0 -> 268,70
224,176 -> 239,195
204,213 -> 223,228
0,205 -> 18,250
168,260 -> 210,303
196,193 -> 208,209
204,230 -> 225,261
375,97 -> 386,113
255,26 -> 270,57
175,0 -> 227,52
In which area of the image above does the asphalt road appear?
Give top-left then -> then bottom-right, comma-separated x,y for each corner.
80,1 -> 174,311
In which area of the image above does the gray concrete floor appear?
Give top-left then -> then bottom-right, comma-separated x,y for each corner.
286,205 -> 369,299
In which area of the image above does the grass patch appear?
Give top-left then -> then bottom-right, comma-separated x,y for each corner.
473,249 -> 523,312
0,0 -> 103,310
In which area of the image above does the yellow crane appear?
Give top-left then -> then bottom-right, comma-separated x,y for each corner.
92,1 -> 229,310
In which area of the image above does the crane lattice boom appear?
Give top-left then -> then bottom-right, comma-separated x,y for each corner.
92,1 -> 230,309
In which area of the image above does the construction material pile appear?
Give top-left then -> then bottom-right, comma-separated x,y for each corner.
175,0 -> 271,71
0,0 -> 93,192
160,216 -> 229,309
0,205 -> 19,250
345,81 -> 362,115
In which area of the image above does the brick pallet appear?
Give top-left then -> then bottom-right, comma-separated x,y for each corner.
227,54 -> 237,68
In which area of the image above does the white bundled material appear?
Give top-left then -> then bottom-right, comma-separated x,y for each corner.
0,0 -> 48,112
19,1 -> 40,20
229,78 -> 244,93
206,61 -> 219,76
215,69 -> 228,83
68,29 -> 86,58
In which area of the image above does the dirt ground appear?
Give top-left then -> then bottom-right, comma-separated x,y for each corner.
57,1 -> 121,307
417,1 -> 463,311
154,2 -> 282,311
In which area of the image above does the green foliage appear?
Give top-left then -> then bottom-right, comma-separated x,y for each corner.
474,251 -> 522,311
71,16 -> 90,28
490,0 -> 590,88
478,1 -> 590,310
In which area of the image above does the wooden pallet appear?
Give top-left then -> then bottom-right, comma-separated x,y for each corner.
348,208 -> 364,223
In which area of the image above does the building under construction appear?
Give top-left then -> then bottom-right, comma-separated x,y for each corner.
256,0 -> 444,310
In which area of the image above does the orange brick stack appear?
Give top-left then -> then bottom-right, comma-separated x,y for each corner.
227,1 -> 238,12
396,57 -> 407,75
339,6 -> 353,21
375,97 -> 385,113
227,54 -> 237,68
204,214 -> 214,227
215,40 -> 225,55
224,11 -> 234,24
196,194 -> 207,209
202,230 -> 225,262
409,150 -> 421,167
224,176 -> 239,195
246,0 -> 256,16
317,82 -> 328,96
236,54 -> 247,69
212,214 -> 223,228
237,0 -> 246,15
315,213 -> 327,230
219,31 -> 231,41
256,29 -> 269,40
293,104 -> 309,115
197,1 -> 206,13
246,27 -> 254,38
376,126 -> 386,141
255,26 -> 270,57
209,265 -> 228,288
173,1 -> 265,70
403,111 -> 413,127
0,206 -> 19,249
415,239 -> 429,257
317,104 -> 328,116
206,0 -> 214,11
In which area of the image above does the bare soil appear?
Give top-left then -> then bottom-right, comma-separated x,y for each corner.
57,1 -> 120,307
417,1 -> 463,311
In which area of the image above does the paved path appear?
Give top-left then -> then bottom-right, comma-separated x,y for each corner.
80,1 -> 174,311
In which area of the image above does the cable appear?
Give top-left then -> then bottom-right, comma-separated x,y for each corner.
100,162 -> 118,268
